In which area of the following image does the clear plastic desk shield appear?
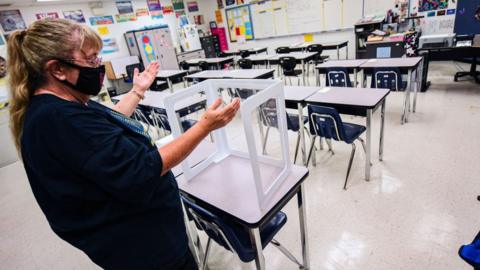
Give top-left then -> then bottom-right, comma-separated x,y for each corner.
164,79 -> 292,210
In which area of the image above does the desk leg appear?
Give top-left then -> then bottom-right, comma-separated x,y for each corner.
298,183 -> 310,269
365,109 -> 372,181
298,103 -> 306,165
401,70 -> 412,124
302,60 -> 306,86
250,228 -> 266,270
182,204 -> 205,268
337,46 -> 340,59
379,100 -> 386,161
346,45 -> 349,59
315,68 -> 320,86
413,61 -> 421,113
167,78 -> 174,93
354,68 -> 358,87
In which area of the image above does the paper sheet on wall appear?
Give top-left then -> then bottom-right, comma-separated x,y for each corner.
215,9 -> 223,23
97,26 -> 110,36
303,33 -> 313,42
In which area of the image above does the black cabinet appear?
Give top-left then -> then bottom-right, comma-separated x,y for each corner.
200,35 -> 221,58
355,20 -> 383,59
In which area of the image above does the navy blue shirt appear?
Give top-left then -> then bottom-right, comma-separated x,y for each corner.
21,94 -> 188,269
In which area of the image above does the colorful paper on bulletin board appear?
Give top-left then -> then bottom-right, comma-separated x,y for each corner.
437,9 -> 446,16
140,34 -> 157,63
150,10 -> 163,19
226,5 -> 254,42
116,1 -> 134,14
136,8 -> 149,17
447,9 -> 455,15
427,11 -> 436,17
115,13 -> 137,23
89,15 -> 114,25
187,1 -> 199,12
418,0 -> 449,12
101,38 -> 119,54
147,0 -> 162,11
194,15 -> 204,25
215,9 -> 223,23
0,35 -> 4,46
63,10 -> 86,23
175,10 -> 186,18
303,33 -> 313,42
217,0 -> 224,9
226,0 -> 235,6
236,0 -> 244,4
97,26 -> 110,36
36,12 -> 59,20
172,0 -> 185,10
163,5 -> 174,14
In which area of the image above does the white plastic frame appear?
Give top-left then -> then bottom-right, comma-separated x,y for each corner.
164,79 -> 292,209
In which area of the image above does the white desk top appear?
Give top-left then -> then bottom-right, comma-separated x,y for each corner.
316,59 -> 368,69
163,139 -> 216,177
291,41 -> 348,49
306,87 -> 390,109
185,69 -> 275,79
224,47 -> 267,54
177,155 -> 309,224
156,70 -> 187,78
360,57 -> 422,68
186,57 -> 234,64
268,52 -> 317,61
246,55 -> 274,61
284,86 -> 322,103
114,91 -> 205,110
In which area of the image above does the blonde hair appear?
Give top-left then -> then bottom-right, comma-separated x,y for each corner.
7,19 -> 102,153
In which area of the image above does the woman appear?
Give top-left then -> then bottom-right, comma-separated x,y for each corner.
7,19 -> 240,269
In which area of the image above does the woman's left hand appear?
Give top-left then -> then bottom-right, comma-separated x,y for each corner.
132,62 -> 160,93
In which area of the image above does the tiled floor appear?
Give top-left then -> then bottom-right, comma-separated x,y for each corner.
0,61 -> 479,269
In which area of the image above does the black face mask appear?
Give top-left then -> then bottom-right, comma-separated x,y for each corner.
57,60 -> 106,96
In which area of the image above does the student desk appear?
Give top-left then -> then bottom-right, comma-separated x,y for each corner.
268,52 -> 318,85
185,57 -> 235,70
305,87 -> 390,181
177,159 -> 310,270
290,41 -> 349,59
223,47 -> 268,56
315,59 -> 368,87
283,86 -> 323,165
245,54 -> 275,66
156,70 -> 188,92
185,69 -> 275,82
359,57 -> 422,124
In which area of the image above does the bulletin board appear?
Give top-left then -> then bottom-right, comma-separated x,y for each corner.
453,0 -> 480,35
225,4 -> 254,42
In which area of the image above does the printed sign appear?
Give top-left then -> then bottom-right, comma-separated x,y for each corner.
36,12 -> 59,20
63,10 -> 86,23
0,10 -> 27,33
89,15 -> 114,25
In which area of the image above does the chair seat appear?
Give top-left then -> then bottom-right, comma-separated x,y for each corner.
287,114 -> 308,132
342,122 -> 366,144
284,69 -> 302,76
459,244 -> 480,267
229,211 -> 287,262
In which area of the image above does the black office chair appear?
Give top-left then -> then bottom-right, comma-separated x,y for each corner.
276,47 -> 291,54
279,56 -> 302,85
239,50 -> 251,58
306,44 -> 329,65
325,67 -> 353,87
125,63 -> 165,91
238,58 -> 253,69
217,51 -> 228,57
198,61 -> 210,71
370,67 -> 406,91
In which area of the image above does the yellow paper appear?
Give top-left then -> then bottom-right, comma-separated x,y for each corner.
215,10 -> 223,24
304,34 -> 313,42
97,26 -> 109,36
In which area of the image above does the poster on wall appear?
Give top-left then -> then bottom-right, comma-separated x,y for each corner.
226,5 -> 254,42
0,35 -> 4,46
187,1 -> 199,12
36,12 -> 59,20
97,26 -> 110,36
89,15 -> 114,25
173,0 -> 185,10
217,0 -> 224,9
0,10 -> 26,34
115,13 -> 137,22
136,8 -> 150,17
194,15 -> 204,25
418,0 -> 449,12
147,0 -> 162,11
163,6 -> 174,14
116,1 -> 134,14
237,0 -> 244,4
151,10 -> 163,19
63,10 -> 86,23
226,0 -> 235,6
101,38 -> 119,54
175,10 -> 186,18
215,9 -> 223,23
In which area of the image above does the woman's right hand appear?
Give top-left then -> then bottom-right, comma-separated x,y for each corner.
198,98 -> 241,133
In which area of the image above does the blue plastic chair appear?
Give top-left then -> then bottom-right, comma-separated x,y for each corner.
325,67 -> 353,87
459,231 -> 480,269
306,105 -> 366,190
181,196 -> 302,269
370,67 -> 407,91
260,100 -> 309,163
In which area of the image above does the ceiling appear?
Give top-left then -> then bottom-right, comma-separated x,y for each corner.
0,0 -> 106,7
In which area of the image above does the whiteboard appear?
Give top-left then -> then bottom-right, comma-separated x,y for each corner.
251,0 -> 288,39
285,0 -> 323,34
363,0 -> 394,16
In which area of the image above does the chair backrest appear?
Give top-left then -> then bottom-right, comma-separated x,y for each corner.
371,67 -> 402,91
198,61 -> 209,71
307,105 -> 346,141
179,60 -> 190,71
126,63 -> 145,81
306,44 -> 323,54
238,58 -> 253,69
181,196 -> 242,255
276,46 -> 291,54
239,50 -> 251,58
260,99 -> 297,131
325,67 -> 352,87
217,51 -> 228,58
279,57 -> 297,72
